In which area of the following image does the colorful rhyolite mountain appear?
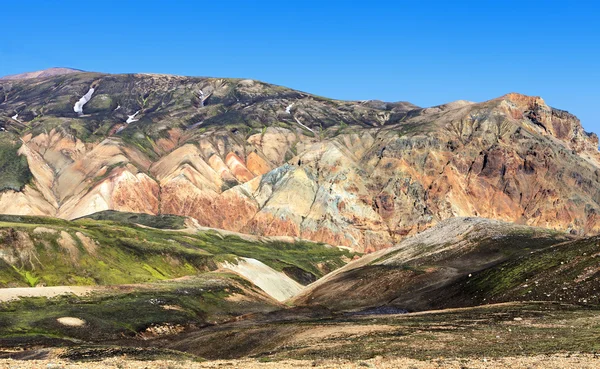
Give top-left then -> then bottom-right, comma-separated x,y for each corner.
1,69 -> 599,252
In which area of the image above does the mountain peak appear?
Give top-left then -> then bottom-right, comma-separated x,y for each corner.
0,67 -> 84,80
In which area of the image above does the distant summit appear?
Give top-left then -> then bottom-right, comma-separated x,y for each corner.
0,67 -> 83,80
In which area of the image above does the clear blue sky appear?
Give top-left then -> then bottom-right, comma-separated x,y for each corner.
2,0 -> 599,134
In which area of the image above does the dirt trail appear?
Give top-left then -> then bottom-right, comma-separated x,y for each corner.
0,286 -> 97,302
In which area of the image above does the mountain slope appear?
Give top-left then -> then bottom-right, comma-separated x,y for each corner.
1,71 -> 599,251
0,67 -> 83,80
293,217 -> 600,311
0,213 -> 353,292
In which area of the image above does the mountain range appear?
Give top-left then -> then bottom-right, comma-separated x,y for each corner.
1,68 -> 599,366
1,68 -> 599,252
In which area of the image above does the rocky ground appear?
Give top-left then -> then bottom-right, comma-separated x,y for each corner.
3,302 -> 597,367
1,355 -> 599,368
159,302 -> 600,361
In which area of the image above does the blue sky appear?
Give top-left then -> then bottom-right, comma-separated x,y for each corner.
2,0 -> 599,133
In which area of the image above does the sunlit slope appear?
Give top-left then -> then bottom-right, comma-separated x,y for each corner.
293,217 -> 599,311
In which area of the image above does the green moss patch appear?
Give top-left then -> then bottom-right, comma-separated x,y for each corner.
0,136 -> 32,192
0,214 -> 353,288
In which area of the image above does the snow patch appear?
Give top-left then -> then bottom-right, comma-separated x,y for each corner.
73,88 -> 95,115
293,116 -> 315,134
196,89 -> 213,107
126,110 -> 140,124
285,102 -> 315,133
11,113 -> 19,122
198,90 -> 205,107
285,103 -> 294,114
187,121 -> 204,130
221,257 -> 303,301
114,105 -> 121,111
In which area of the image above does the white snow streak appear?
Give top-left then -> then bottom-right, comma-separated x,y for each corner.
293,116 -> 315,134
285,102 -> 314,133
187,121 -> 204,130
126,110 -> 140,124
11,113 -> 19,122
285,103 -> 294,114
198,90 -> 205,107
73,88 -> 95,115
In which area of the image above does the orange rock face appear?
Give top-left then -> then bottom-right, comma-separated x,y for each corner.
246,152 -> 271,176
225,152 -> 255,183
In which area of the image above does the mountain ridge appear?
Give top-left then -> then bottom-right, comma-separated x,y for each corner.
1,70 -> 599,252
0,67 -> 84,80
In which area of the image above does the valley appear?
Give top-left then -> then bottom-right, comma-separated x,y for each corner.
0,213 -> 598,367
0,69 -> 599,367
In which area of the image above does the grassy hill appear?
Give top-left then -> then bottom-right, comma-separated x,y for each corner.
0,212 -> 354,349
0,213 -> 354,288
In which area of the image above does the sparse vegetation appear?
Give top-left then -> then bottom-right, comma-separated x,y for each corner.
0,214 -> 353,288
79,210 -> 188,229
0,136 -> 32,192
0,273 -> 278,344
163,302 -> 600,361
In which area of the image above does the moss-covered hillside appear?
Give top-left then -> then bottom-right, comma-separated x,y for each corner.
0,135 -> 31,192
0,272 -> 280,347
0,213 -> 354,288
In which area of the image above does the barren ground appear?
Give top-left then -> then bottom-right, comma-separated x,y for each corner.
1,355 -> 599,369
0,286 -> 97,302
